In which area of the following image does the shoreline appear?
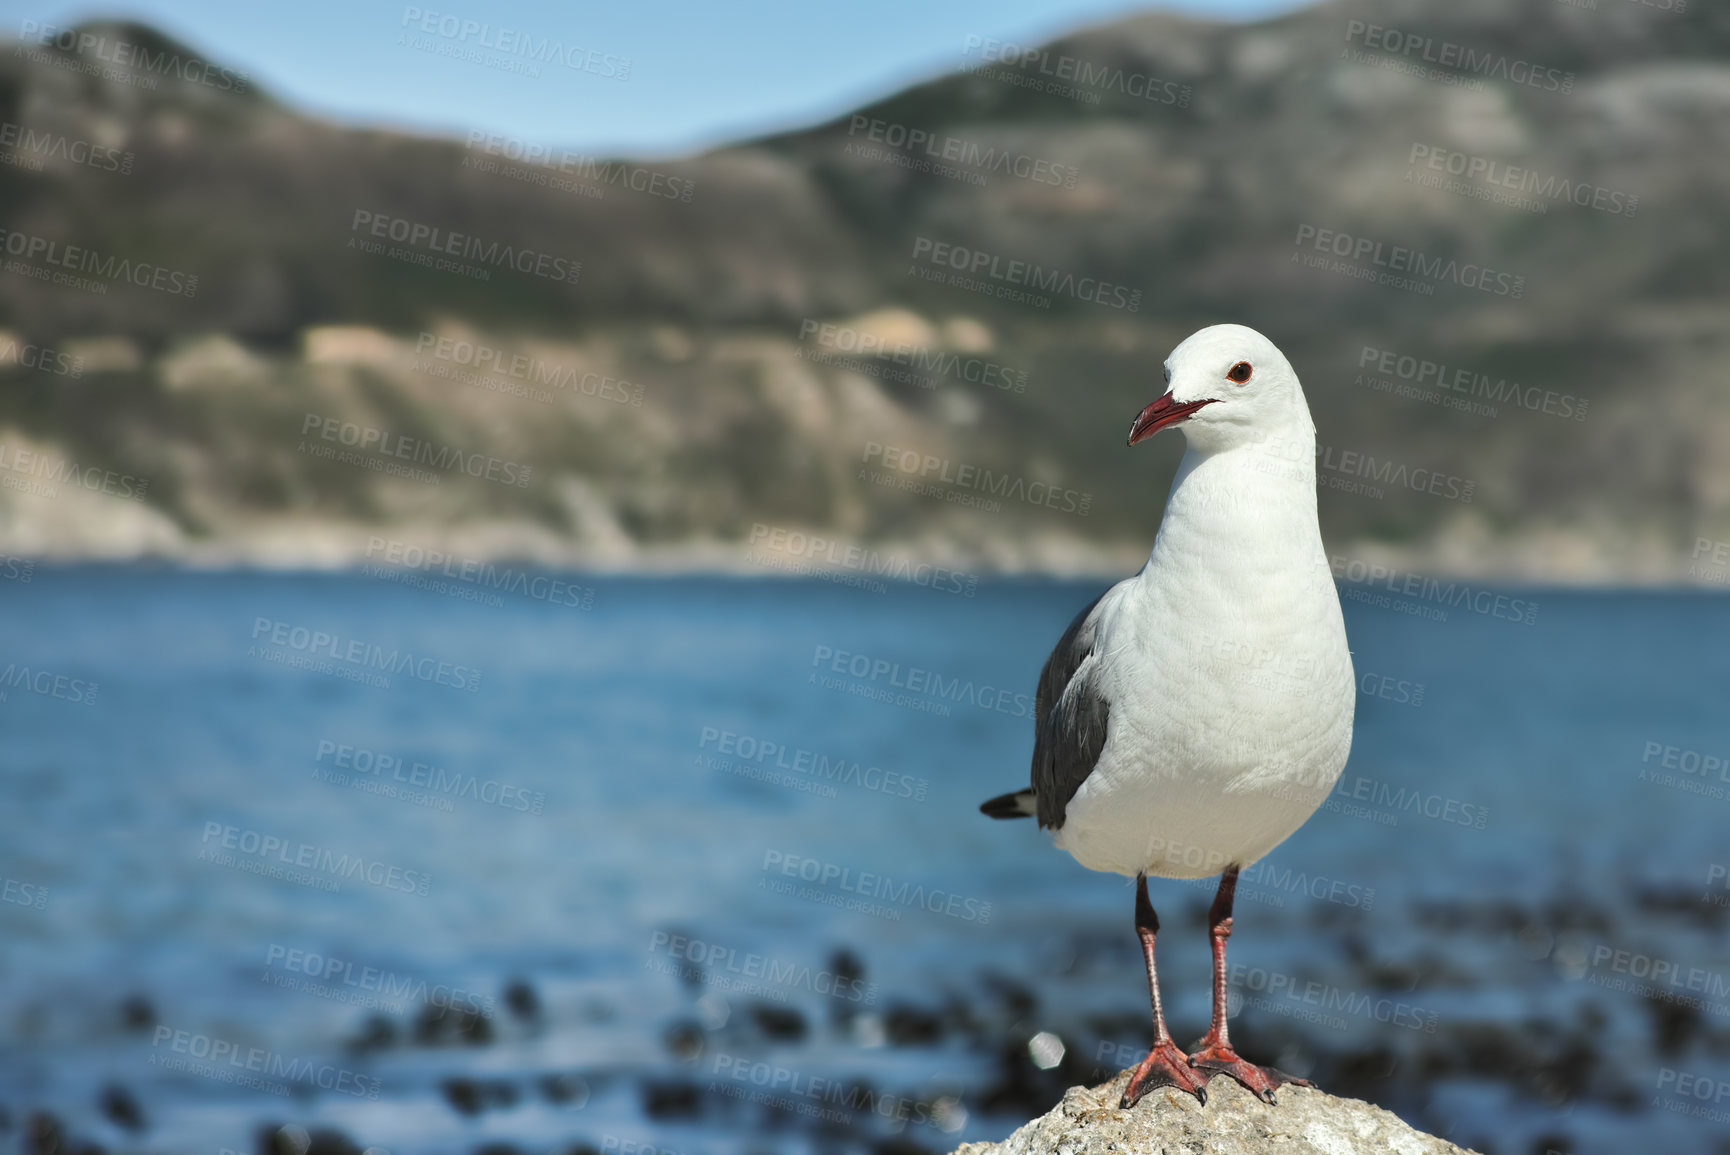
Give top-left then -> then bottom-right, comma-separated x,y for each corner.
5,546 -> 1730,592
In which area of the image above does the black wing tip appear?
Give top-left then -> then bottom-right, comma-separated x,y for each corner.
980,790 -> 1035,820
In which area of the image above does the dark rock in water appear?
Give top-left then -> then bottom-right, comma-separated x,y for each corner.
1410,899 -> 1522,935
976,1039 -> 1058,1118
1631,882 -> 1728,929
503,978 -> 542,1022
873,1138 -> 936,1155
414,1000 -> 494,1046
1539,1035 -> 1599,1104
979,973 -> 1037,1021
558,1144 -> 602,1155
663,1017 -> 705,1061
539,1072 -> 591,1107
828,947 -> 868,1023
641,1079 -> 703,1119
345,1013 -> 397,1054
440,1077 -> 517,1116
749,1002 -> 808,1041
1531,1133 -> 1573,1154
884,1003 -> 946,1046
97,1085 -> 144,1132
1645,991 -> 1701,1056
443,1079 -> 485,1117
1326,1044 -> 1402,1103
303,1129 -> 364,1155
474,1144 -> 525,1155
254,1123 -> 364,1155
831,947 -> 866,986
118,995 -> 155,1033
20,1113 -> 105,1155
26,1112 -> 64,1155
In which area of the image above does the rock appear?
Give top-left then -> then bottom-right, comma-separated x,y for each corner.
503,979 -> 543,1023
950,1070 -> 1475,1155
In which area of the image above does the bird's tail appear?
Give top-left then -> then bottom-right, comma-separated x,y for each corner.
980,789 -> 1037,820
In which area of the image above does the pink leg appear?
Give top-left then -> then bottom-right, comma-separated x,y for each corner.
1121,874 -> 1209,1107
1188,866 -> 1311,1103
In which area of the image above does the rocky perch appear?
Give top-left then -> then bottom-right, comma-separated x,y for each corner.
952,1071 -> 1475,1155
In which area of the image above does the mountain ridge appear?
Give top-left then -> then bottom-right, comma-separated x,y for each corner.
1,1 -> 1727,582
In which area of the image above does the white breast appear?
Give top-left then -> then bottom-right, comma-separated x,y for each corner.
1054,445 -> 1356,879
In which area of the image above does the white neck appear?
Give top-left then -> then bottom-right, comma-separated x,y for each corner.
1142,422 -> 1325,584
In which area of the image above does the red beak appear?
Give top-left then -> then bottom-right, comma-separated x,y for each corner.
1127,394 -> 1217,446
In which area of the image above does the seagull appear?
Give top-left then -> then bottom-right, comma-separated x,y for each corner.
981,323 -> 1355,1108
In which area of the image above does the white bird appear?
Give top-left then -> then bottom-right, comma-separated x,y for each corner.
981,323 -> 1355,1107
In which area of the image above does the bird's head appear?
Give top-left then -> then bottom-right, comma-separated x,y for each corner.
1126,324 -> 1311,455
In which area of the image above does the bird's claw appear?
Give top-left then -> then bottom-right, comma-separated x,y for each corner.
1188,1041 -> 1309,1104
1120,1039 -> 1209,1108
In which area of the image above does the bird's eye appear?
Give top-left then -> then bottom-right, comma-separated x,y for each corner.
1227,361 -> 1253,384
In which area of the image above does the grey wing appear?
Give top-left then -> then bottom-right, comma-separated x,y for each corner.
1030,589 -> 1112,830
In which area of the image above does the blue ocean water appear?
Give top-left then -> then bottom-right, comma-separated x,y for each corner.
2,568 -> 1729,1154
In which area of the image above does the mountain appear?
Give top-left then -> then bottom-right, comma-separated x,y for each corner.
1,2 -> 1728,580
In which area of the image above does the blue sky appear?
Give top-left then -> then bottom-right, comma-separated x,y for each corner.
21,1 -> 1304,156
